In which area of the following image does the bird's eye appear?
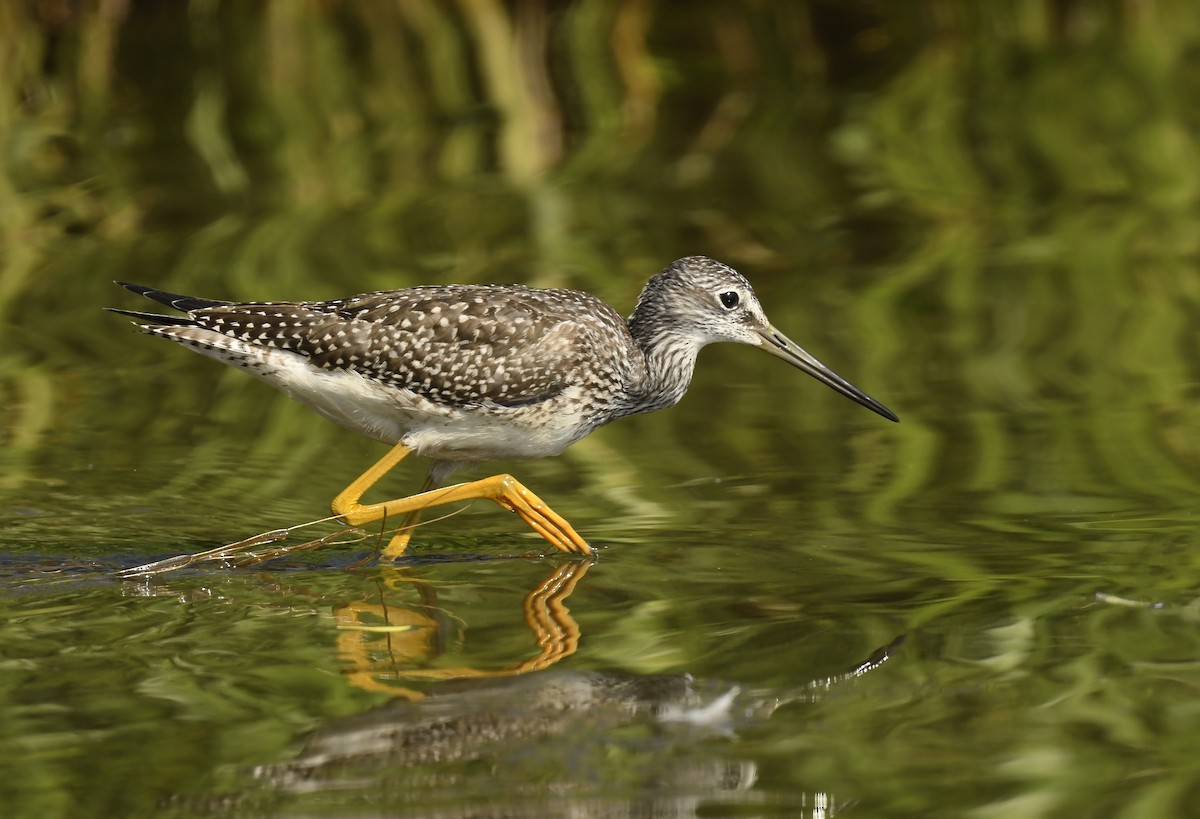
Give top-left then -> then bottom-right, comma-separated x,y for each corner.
719,291 -> 740,309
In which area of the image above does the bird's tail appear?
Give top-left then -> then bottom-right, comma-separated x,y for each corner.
105,282 -> 232,325
108,282 -> 236,326
113,281 -> 230,312
107,281 -> 298,373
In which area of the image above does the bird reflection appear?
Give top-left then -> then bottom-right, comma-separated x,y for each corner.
252,636 -> 904,816
118,553 -> 901,815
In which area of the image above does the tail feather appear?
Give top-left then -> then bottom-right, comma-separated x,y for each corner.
108,282 -> 302,379
104,307 -> 195,326
112,281 -> 231,313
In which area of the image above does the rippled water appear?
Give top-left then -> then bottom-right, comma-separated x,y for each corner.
3,3 -> 1200,817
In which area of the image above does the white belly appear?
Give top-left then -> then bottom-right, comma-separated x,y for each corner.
152,325 -> 599,463
237,344 -> 592,461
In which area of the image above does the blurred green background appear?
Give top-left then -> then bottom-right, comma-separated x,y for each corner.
2,1 -> 1200,817
4,0 -> 1199,538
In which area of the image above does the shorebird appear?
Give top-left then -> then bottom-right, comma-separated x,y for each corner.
110,256 -> 897,557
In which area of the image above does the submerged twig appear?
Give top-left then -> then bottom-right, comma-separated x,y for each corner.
1093,591 -> 1167,609
117,524 -> 370,578
116,503 -> 478,578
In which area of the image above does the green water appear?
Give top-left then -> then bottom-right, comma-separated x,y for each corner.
4,2 -> 1200,817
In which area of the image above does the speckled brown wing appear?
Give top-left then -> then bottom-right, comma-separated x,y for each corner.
185,285 -> 629,409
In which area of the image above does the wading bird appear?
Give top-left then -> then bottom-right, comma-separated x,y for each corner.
110,256 -> 897,557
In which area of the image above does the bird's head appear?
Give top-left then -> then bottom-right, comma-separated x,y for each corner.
632,256 -> 898,422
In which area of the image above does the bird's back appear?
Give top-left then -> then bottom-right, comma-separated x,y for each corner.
276,285 -> 635,409
115,282 -> 645,457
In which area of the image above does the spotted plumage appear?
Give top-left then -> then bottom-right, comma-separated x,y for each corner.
162,285 -> 626,407
110,256 -> 896,555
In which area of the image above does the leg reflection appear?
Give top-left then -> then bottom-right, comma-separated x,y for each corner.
335,559 -> 592,698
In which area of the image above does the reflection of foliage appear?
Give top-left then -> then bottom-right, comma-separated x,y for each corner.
1,1 -> 1198,540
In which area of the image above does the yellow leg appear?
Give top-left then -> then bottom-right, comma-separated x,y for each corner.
332,442 -> 418,558
378,476 -> 433,558
331,442 -> 593,557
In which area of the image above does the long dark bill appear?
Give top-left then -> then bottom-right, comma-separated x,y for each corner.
757,326 -> 899,422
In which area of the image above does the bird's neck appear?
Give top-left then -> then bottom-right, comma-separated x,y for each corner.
624,310 -> 703,415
